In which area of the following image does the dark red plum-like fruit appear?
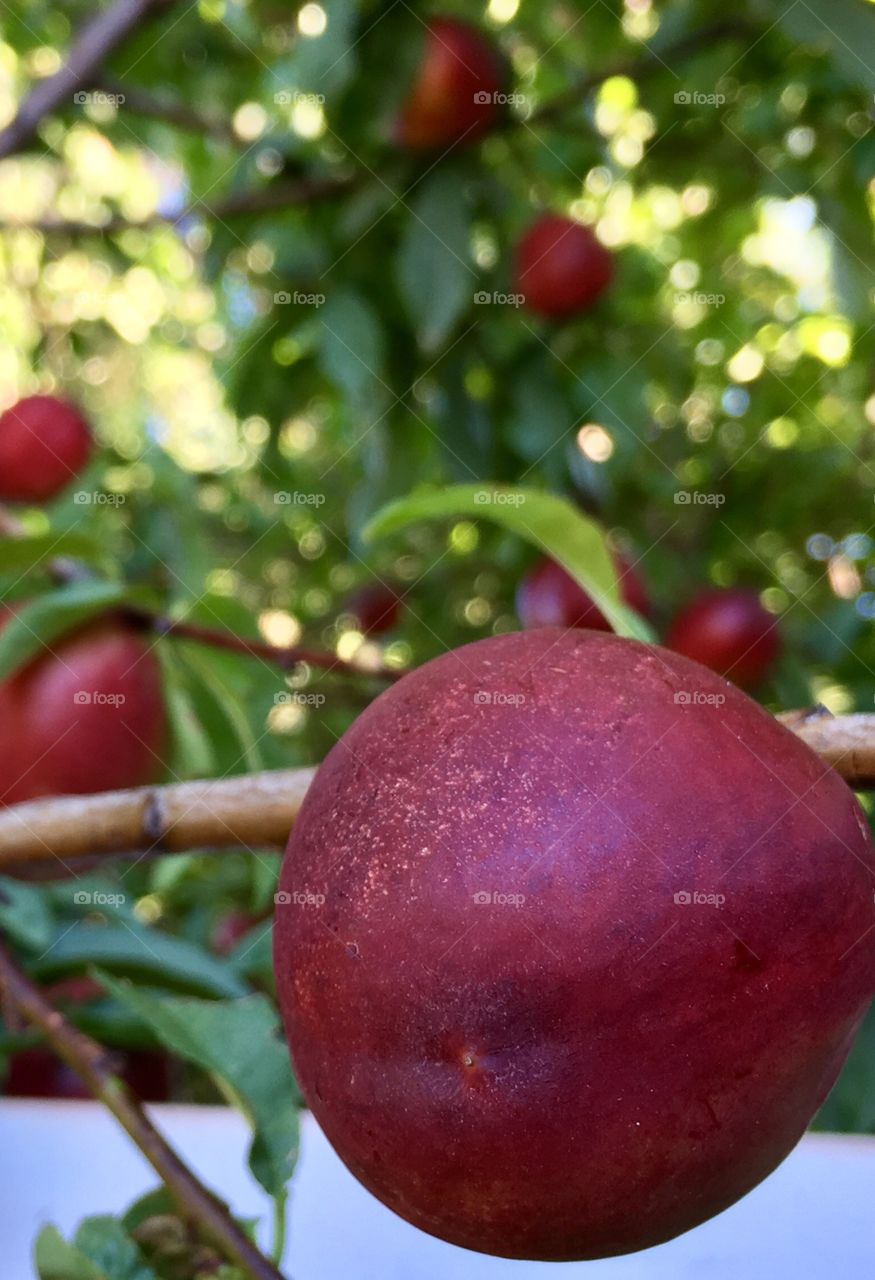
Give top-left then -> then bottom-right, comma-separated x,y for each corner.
0,612 -> 167,806
667,587 -> 781,687
341,583 -> 404,637
514,215 -> 614,318
0,394 -> 92,504
516,552 -> 648,631
275,627 -> 875,1261
396,18 -> 504,150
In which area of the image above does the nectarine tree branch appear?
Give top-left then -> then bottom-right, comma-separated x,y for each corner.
4,174 -> 360,237
123,606 -> 400,681
0,938 -> 285,1280
0,0 -> 179,161
0,767 -> 316,872
2,711 -> 875,874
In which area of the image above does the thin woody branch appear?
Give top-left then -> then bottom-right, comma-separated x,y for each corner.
0,767 -> 316,872
0,17 -> 756,236
0,939 -> 285,1280
1,711 -> 875,874
125,607 -> 400,681
0,0 -> 179,161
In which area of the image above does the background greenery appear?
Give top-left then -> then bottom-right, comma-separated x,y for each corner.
1,0 -> 874,1270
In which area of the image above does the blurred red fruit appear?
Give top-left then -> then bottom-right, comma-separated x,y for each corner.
514,216 -> 614,318
5,1048 -> 170,1102
667,588 -> 781,687
0,395 -> 93,504
0,613 -> 167,806
396,18 -> 504,150
516,553 -> 648,632
342,583 -> 404,637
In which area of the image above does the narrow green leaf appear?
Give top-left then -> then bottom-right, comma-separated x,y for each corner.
101,979 -> 300,1199
0,582 -> 133,682
364,484 -> 655,641
0,876 -> 55,950
0,532 -> 108,574
396,170 -> 474,352
32,923 -> 247,1000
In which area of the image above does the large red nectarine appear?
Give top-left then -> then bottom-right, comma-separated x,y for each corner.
0,612 -> 167,806
667,587 -> 781,687
396,18 -> 504,150
275,627 -> 875,1261
516,551 -> 648,631
0,394 -> 92,504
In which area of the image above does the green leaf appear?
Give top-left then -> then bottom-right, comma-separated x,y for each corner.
32,923 -> 247,1000
176,644 -> 265,775
396,169 -> 475,352
101,980 -> 300,1199
73,1218 -> 157,1280
35,1227 -> 103,1280
0,532 -> 108,574
364,484 -> 655,641
0,875 -> 55,950
770,0 -> 875,92
318,287 -> 386,410
0,582 -> 133,682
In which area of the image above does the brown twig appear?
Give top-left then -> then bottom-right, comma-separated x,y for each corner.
4,174 -> 360,237
0,0 -> 179,161
0,939 -> 285,1280
124,607 -> 400,681
94,76 -> 238,142
2,711 -> 875,874
0,767 -> 315,872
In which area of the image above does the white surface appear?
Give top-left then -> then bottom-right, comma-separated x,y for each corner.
0,1102 -> 872,1279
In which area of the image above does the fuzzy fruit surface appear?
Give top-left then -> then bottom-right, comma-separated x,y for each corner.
667,587 -> 781,687
342,583 -> 404,637
516,553 -> 648,631
275,628 -> 875,1261
515,215 -> 614,317
0,395 -> 93,504
0,614 -> 167,806
396,18 -> 503,149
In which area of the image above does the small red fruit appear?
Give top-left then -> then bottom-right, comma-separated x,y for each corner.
5,1047 -> 170,1102
341,583 -> 404,637
0,395 -> 93,504
667,588 -> 781,687
514,215 -> 614,317
396,18 -> 504,150
0,613 -> 167,806
275,628 -> 875,1261
516,552 -> 648,631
